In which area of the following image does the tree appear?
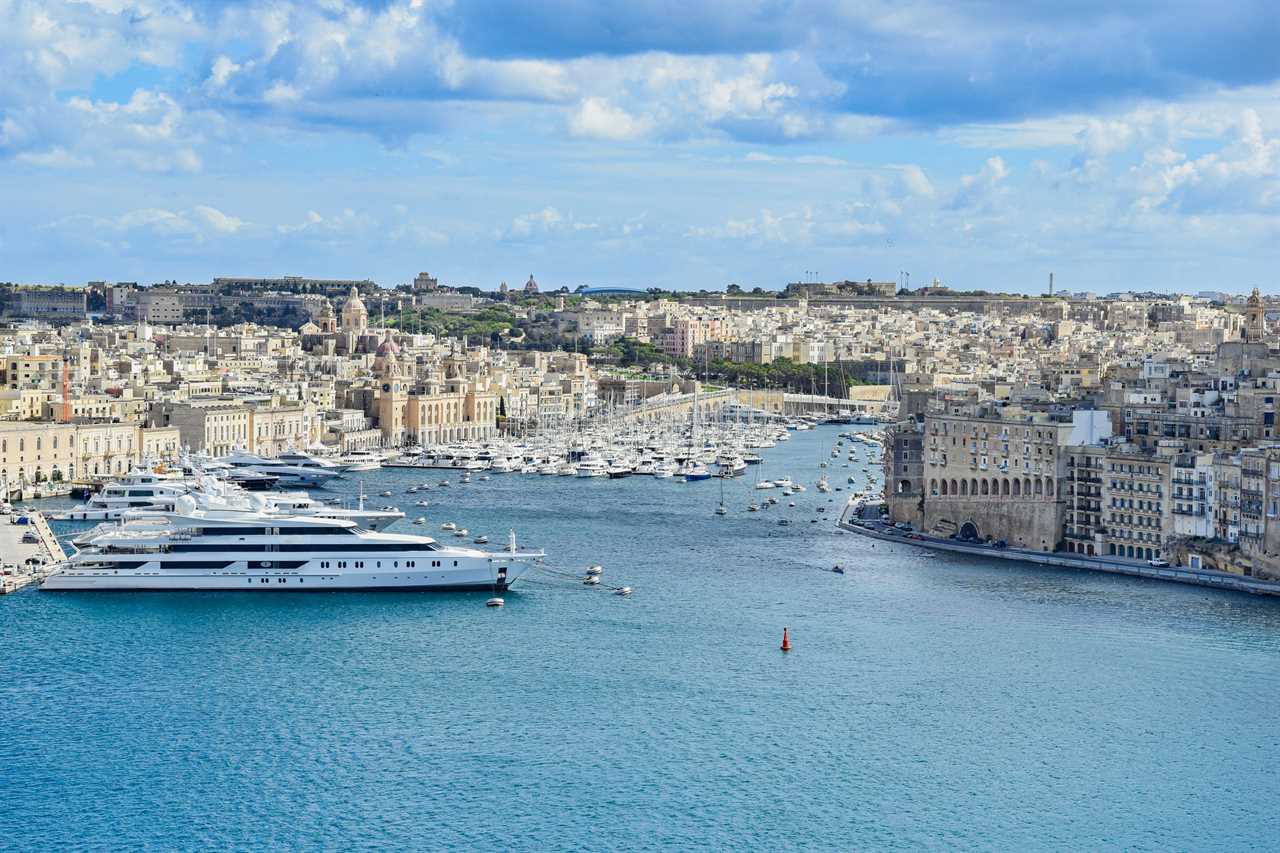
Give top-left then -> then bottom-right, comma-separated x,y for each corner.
726,283 -> 743,294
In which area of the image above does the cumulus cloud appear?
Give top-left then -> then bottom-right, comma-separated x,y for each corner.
1134,109 -> 1279,214
948,157 -> 1010,211
40,204 -> 248,249
567,97 -> 651,140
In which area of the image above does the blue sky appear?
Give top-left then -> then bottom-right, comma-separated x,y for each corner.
2,0 -> 1278,293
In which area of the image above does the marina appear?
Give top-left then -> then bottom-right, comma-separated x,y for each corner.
3,425 -> 1278,851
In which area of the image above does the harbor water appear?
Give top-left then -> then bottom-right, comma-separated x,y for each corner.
2,426 -> 1277,850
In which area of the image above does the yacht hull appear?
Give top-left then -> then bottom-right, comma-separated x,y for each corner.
41,557 -> 536,592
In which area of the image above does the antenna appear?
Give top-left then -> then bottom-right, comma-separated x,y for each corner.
1049,272 -> 1054,297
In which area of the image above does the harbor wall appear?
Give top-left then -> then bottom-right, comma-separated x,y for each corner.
838,508 -> 1280,598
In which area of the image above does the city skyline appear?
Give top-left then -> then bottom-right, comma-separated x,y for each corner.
2,1 -> 1277,293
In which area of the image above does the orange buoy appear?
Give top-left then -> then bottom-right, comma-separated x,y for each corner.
780,627 -> 792,652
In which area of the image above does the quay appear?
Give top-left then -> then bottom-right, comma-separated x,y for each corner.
0,511 -> 65,594
837,502 -> 1280,598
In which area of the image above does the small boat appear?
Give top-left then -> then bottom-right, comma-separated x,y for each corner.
832,565 -> 844,574
778,519 -> 791,526
407,486 -> 419,493
486,597 -> 505,607
439,480 -> 450,487
455,528 -> 469,537
614,586 -> 632,596
584,575 -> 601,586
788,502 -> 796,507
473,535 -> 489,544
413,517 -> 426,525
748,503 -> 759,512
380,490 -> 393,497
441,521 -> 456,530
715,502 -> 728,516
415,500 -> 430,507
480,476 -> 490,481
586,565 -> 604,576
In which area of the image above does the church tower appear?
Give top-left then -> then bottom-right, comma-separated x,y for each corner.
1245,287 -> 1265,343
375,330 -> 407,446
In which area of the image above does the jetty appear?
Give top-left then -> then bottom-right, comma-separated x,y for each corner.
0,511 -> 64,594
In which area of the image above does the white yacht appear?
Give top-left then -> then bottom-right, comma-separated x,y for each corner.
220,452 -> 344,488
651,461 -> 677,478
336,449 -> 391,471
57,471 -> 404,530
276,450 -> 353,473
42,504 -> 543,592
54,470 -> 197,521
576,454 -> 608,478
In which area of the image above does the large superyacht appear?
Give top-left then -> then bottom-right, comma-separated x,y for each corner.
42,498 -> 543,592
55,469 -> 403,530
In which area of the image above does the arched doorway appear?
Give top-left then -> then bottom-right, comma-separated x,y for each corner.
959,521 -> 979,541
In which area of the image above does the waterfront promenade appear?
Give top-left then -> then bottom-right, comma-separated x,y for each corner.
838,501 -> 1280,598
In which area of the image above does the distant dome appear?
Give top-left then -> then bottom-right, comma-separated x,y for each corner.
375,335 -> 400,358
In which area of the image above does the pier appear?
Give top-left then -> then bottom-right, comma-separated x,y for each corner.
837,501 -> 1280,598
0,511 -> 64,594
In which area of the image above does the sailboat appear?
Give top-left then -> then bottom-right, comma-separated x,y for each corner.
715,476 -> 728,515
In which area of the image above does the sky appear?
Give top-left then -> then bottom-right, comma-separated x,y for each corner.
1,1 -> 1278,294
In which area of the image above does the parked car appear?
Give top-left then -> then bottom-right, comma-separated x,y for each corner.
1147,558 -> 1171,568
20,531 -> 38,544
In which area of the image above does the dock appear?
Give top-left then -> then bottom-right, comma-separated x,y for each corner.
837,502 -> 1280,599
0,511 -> 65,594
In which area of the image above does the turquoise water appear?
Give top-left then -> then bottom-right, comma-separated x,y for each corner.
2,426 -> 1278,851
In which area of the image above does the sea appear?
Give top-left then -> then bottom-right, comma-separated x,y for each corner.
2,426 -> 1277,851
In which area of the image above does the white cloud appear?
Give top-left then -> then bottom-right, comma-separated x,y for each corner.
568,97 -> 651,141
896,164 -> 935,197
1133,109 -> 1279,214
14,147 -> 90,168
277,209 -> 376,236
40,204 -> 249,248
744,151 -> 847,166
948,156 -> 1010,210
192,205 -> 245,234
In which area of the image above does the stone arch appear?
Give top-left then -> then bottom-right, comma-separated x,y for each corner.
980,479 -> 989,496
1001,478 -> 1010,496
959,521 -> 979,541
1034,478 -> 1043,496
970,477 -> 978,495
950,478 -> 958,495
899,479 -> 911,494
940,479 -> 948,496
960,479 -> 969,496
1012,478 -> 1021,496
1045,477 -> 1054,498
1023,477 -> 1031,495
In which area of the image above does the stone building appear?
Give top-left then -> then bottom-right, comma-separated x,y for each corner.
919,405 -> 1108,550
